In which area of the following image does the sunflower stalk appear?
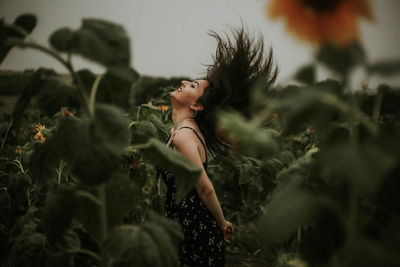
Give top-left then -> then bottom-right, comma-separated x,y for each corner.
97,183 -> 108,242
89,74 -> 104,117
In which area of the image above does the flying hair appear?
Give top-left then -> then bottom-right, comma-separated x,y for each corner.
195,25 -> 279,157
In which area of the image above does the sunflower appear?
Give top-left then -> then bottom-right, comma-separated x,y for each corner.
33,123 -> 46,143
147,101 -> 169,113
267,0 -> 373,47
62,110 -> 74,118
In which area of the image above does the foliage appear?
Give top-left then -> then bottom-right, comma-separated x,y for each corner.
0,14 -> 198,267
1,11 -> 400,267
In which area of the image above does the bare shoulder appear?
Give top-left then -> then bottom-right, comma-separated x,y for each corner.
173,128 -> 197,148
173,128 -> 204,165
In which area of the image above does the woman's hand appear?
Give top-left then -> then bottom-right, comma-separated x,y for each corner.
218,220 -> 234,243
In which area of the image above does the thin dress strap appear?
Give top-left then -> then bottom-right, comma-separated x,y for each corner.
174,126 -> 207,163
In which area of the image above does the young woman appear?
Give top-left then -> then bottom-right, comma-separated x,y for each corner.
159,26 -> 278,266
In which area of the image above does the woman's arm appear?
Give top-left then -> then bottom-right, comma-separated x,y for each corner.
173,131 -> 233,241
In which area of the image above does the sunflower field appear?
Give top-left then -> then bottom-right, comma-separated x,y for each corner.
1,6 -> 400,267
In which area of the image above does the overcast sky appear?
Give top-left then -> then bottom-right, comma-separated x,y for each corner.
1,0 -> 399,85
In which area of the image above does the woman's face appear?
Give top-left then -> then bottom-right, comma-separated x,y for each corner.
170,79 -> 209,108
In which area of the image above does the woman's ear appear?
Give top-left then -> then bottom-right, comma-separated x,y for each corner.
190,103 -> 204,112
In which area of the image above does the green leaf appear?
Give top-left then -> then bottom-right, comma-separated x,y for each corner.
96,69 -> 138,110
63,104 -> 128,185
0,13 -> 37,64
32,105 -> 128,186
91,104 -> 129,158
318,141 -> 396,194
13,13 -> 37,34
141,214 -> 182,266
105,171 -> 141,227
129,103 -> 162,122
294,64 -> 315,85
130,120 -> 159,145
218,110 -> 279,158
34,77 -> 81,116
41,185 -> 77,243
49,18 -> 130,67
256,176 -> 319,246
48,28 -> 75,52
317,42 -> 365,78
7,172 -> 32,211
74,187 -> 104,243
103,211 -> 182,267
103,225 -> 161,267
133,138 -> 201,203
75,171 -> 139,243
271,81 -> 344,135
367,59 -> 400,77
256,147 -> 320,246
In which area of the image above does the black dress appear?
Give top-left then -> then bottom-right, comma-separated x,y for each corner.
158,126 -> 225,267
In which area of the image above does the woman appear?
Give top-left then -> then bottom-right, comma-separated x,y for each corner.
160,26 -> 278,266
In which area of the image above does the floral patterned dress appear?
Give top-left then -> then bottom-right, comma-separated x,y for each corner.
158,126 -> 225,267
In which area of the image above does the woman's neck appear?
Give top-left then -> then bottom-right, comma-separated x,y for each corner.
172,107 -> 196,130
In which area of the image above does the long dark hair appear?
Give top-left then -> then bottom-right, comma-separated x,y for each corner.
196,25 -> 279,157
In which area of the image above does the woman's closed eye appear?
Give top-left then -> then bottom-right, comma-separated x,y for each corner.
192,81 -> 199,88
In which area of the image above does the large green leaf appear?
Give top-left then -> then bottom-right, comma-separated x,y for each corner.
31,104 -> 129,186
129,103 -> 162,122
316,42 -> 366,78
96,69 -> 139,109
256,176 -> 318,246
318,141 -> 396,194
91,104 -> 129,156
133,138 -> 201,203
41,185 -> 77,243
256,147 -> 320,246
7,172 -> 32,212
60,104 -> 128,185
294,64 -> 316,85
105,171 -> 141,228
270,81 -> 348,135
75,171 -> 140,243
34,76 -> 81,116
0,13 -> 36,64
218,110 -> 279,158
49,18 -> 131,68
6,206 -> 80,267
102,211 -> 182,267
130,120 -> 159,145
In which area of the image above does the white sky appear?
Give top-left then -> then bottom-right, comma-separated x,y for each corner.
1,0 -> 399,85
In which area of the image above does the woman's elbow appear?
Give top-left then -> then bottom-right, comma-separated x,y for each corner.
197,185 -> 214,197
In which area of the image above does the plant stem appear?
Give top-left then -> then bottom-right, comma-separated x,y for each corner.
0,118 -> 13,152
89,74 -> 104,116
373,89 -> 383,122
56,160 -> 64,185
76,190 -> 102,206
98,183 -> 108,242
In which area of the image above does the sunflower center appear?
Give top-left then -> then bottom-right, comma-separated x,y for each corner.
301,0 -> 344,13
